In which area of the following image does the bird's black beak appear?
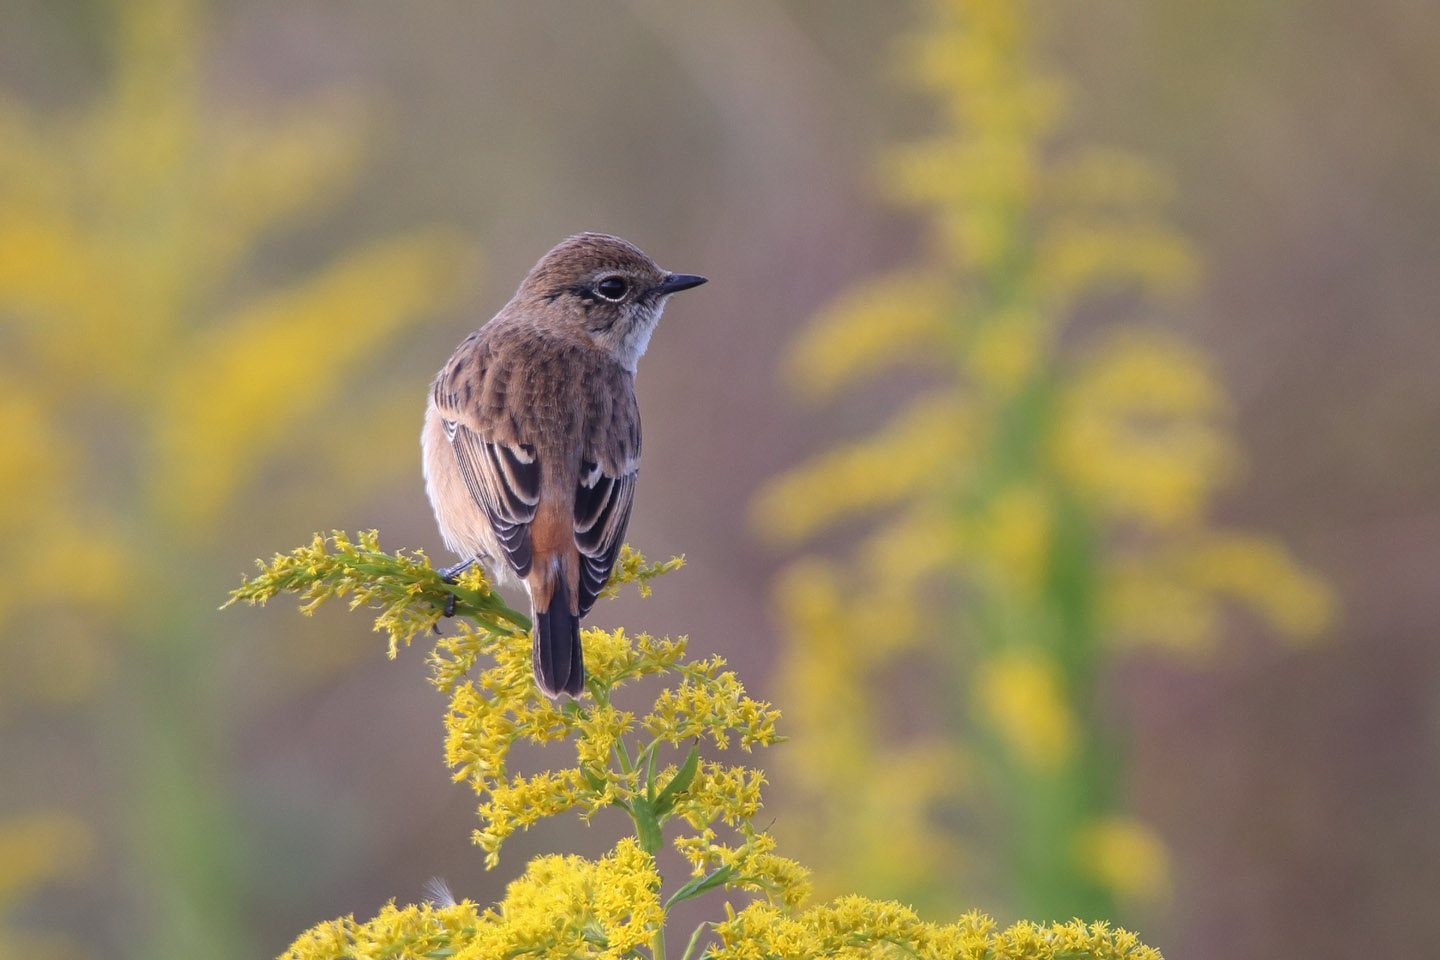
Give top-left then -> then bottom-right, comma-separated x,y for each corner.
656,273 -> 708,295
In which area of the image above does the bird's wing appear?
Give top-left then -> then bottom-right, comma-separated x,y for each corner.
446,421 -> 539,577
573,461 -> 636,616
573,377 -> 641,617
432,335 -> 540,577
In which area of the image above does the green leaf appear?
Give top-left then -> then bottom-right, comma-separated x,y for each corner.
653,745 -> 700,820
645,739 -> 660,802
664,864 -> 734,912
630,796 -> 663,855
581,764 -> 607,793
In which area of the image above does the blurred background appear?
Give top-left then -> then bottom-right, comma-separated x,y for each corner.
0,1 -> 1436,958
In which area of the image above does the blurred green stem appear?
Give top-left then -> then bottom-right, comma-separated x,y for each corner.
125,551 -> 249,960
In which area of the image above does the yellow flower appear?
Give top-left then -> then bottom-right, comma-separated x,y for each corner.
751,394 -> 976,545
1038,220 -> 1198,305
245,531 -> 1163,960
474,769 -> 594,865
784,270 -> 956,399
643,664 -> 781,753
757,0 -> 1334,921
672,763 -> 767,829
966,308 -> 1048,394
281,899 -> 481,960
1104,532 -> 1334,654
710,896 -> 1161,960
152,230 -> 466,527
970,484 -> 1053,598
1185,533 -> 1334,639
1,0 -> 472,950
1074,817 -> 1172,905
975,650 -> 1075,771
1054,330 -> 1233,529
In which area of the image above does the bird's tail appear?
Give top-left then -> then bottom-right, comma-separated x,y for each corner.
533,578 -> 585,698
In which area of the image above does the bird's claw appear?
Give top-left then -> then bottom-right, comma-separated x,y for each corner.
437,558 -> 477,623
438,559 -> 476,584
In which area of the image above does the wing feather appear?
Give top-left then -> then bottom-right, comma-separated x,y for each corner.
437,332 -> 640,607
447,418 -> 539,577
574,463 -> 636,616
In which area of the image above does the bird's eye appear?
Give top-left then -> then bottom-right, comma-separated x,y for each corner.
595,276 -> 629,301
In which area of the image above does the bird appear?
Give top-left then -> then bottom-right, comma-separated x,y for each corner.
422,233 -> 706,698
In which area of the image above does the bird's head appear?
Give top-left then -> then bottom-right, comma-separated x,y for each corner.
518,233 -> 707,370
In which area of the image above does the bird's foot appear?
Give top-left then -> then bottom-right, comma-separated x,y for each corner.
438,558 -> 478,620
438,559 -> 477,583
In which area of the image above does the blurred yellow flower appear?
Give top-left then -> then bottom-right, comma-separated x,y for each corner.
758,0 -> 1335,921
0,0 -> 472,954
1054,330 -> 1234,529
753,394 -> 976,545
1074,818 -> 1172,906
785,270 -> 955,400
966,308 -> 1047,393
1186,533 -> 1334,639
972,485 -> 1053,598
976,650 -> 1075,771
154,230 -> 465,527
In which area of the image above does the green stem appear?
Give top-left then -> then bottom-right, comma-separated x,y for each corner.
629,798 -> 664,856
616,735 -> 634,775
679,923 -> 710,960
126,558 -> 250,960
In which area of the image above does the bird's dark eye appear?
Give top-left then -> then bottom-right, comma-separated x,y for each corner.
595,276 -> 629,301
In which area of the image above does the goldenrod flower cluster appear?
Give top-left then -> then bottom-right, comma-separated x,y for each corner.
235,532 -> 1164,960
231,533 -> 786,871
283,839 -> 664,960
754,0 -> 1334,918
0,0 -> 468,953
226,530 -> 529,653
712,904 -> 1159,960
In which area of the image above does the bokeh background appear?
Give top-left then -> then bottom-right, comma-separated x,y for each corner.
1,1 -> 1437,959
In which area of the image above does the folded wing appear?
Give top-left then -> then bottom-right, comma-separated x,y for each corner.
445,417 -> 540,577
573,459 -> 636,616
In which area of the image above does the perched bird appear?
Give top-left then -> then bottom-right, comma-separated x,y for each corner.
422,233 -> 706,697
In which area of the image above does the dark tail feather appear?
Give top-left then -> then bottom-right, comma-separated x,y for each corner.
533,580 -> 585,698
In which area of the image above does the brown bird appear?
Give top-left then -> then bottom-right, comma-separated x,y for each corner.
422,233 -> 706,697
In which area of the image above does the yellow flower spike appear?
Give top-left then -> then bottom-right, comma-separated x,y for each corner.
574,703 -> 635,773
241,509 -> 1167,959
975,650 -> 1076,771
3,55 -> 464,953
596,546 -> 685,603
966,309 -> 1048,395
971,484 -> 1053,599
643,671 -> 781,753
1047,147 -> 1175,212
751,393 -> 977,545
672,763 -> 766,829
1102,530 -> 1334,655
155,230 -> 469,529
1038,219 -> 1199,306
1102,560 -> 1220,655
1074,817 -> 1172,906
1184,532 -> 1335,640
784,270 -> 956,400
